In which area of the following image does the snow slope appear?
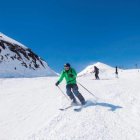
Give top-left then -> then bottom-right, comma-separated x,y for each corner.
78,62 -> 121,79
0,33 -> 27,49
0,69 -> 140,140
0,33 -> 57,77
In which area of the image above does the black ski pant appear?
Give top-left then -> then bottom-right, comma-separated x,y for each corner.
66,84 -> 85,104
95,73 -> 99,80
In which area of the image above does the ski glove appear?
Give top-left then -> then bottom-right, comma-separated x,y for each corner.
68,74 -> 74,78
55,81 -> 60,86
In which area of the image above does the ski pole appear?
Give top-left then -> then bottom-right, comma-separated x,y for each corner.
77,82 -> 99,100
57,86 -> 70,101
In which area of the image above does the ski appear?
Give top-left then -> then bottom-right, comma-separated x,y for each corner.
73,106 -> 83,112
59,105 -> 73,111
59,101 -> 92,112
59,102 -> 81,111
73,101 -> 89,112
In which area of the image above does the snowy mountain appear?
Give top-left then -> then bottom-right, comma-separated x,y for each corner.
0,69 -> 140,140
78,62 -> 120,79
0,33 -> 57,77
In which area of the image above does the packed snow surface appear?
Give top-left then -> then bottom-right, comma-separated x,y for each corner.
0,69 -> 140,140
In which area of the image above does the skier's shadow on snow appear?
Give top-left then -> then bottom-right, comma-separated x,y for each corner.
86,100 -> 123,111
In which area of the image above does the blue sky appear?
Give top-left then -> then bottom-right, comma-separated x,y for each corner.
0,0 -> 140,72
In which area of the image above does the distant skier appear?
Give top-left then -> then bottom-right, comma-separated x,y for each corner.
115,66 -> 118,78
55,63 -> 86,105
92,66 -> 100,80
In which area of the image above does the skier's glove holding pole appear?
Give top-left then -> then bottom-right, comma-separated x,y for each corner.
55,81 -> 60,86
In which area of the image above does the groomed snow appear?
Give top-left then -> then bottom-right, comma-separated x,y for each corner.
0,69 -> 140,140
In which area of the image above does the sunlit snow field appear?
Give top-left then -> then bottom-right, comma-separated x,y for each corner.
0,69 -> 140,140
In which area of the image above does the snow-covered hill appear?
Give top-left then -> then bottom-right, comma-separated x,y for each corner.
78,62 -> 120,79
0,33 -> 57,77
0,69 -> 140,140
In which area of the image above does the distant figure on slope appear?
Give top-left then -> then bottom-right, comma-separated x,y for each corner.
55,63 -> 86,105
93,66 -> 100,80
115,66 -> 118,78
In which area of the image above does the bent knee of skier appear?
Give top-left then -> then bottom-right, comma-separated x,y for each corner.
66,89 -> 73,96
72,87 -> 80,96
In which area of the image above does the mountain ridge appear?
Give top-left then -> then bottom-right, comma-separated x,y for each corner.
0,33 -> 57,77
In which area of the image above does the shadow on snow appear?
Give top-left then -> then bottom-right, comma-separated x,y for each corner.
85,100 -> 123,112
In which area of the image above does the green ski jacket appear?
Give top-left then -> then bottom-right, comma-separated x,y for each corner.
58,68 -> 77,85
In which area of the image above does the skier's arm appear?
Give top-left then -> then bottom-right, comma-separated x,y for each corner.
55,71 -> 65,86
58,71 -> 65,83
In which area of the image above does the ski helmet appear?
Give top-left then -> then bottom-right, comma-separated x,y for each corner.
64,63 -> 71,67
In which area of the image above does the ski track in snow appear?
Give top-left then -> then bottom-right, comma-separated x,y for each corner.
0,70 -> 140,140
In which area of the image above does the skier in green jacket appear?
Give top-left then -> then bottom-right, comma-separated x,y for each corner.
55,63 -> 86,105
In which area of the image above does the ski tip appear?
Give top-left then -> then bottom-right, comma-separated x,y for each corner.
74,108 -> 82,112
59,108 -> 65,111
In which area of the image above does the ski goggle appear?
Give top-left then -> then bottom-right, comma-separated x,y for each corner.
64,66 -> 70,68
